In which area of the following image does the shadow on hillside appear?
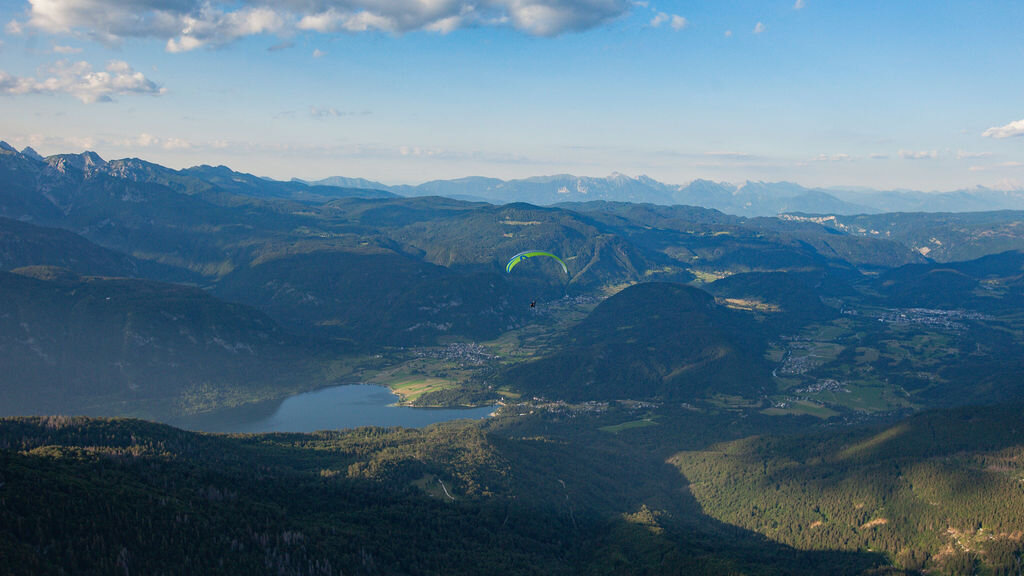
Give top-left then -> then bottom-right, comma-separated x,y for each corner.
488,413 -> 900,575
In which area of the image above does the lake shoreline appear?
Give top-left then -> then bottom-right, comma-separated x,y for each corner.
170,383 -> 497,434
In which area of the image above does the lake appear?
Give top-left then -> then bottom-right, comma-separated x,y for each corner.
173,384 -> 497,433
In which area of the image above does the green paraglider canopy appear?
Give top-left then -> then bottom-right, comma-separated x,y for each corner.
505,251 -> 568,275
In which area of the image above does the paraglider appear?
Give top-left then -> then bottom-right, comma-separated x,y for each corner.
505,251 -> 568,276
506,251 -> 569,309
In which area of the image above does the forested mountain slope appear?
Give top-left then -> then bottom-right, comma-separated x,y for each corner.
0,415 -> 900,575
673,402 -> 1024,575
0,268 -> 337,419
502,282 -> 773,401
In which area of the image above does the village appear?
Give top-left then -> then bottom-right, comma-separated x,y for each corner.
412,342 -> 497,367
774,342 -> 824,376
874,307 -> 986,330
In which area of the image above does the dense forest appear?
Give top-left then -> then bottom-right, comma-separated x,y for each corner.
3,402 -> 1023,574
673,403 -> 1024,575
0,415 -> 904,575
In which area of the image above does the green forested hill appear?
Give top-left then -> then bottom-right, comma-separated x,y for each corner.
214,248 -> 532,346
672,403 -> 1024,575
502,282 -> 773,401
382,202 -> 655,287
0,269 -> 340,419
0,217 -> 141,276
704,269 -> 847,331
870,250 -> 1024,312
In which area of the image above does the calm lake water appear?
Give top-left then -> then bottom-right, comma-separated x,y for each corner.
173,384 -> 496,434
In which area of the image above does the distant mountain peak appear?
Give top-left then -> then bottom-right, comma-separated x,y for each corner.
20,147 -> 44,161
46,151 -> 107,175
81,151 -> 106,168
0,141 -> 16,154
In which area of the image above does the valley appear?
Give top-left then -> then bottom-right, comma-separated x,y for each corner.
1,143 -> 1024,574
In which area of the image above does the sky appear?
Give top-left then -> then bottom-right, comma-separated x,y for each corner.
1,0 -> 1023,191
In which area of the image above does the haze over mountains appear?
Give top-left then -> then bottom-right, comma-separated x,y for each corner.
304,172 -> 1024,216
6,141 -> 1024,216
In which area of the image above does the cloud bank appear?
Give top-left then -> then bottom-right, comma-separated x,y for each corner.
983,119 -> 1024,139
19,0 -> 632,49
0,60 -> 165,103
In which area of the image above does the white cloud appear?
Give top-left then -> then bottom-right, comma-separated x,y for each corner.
0,60 -> 165,103
704,151 -> 759,161
793,0 -> 805,9
52,44 -> 83,54
168,6 -> 286,52
983,119 -> 1024,139
425,14 -> 463,34
123,133 -> 189,149
27,1 -> 284,51
298,9 -> 396,33
505,0 -> 627,36
106,60 -> 131,74
7,133 -> 97,153
753,21 -> 765,34
134,133 -> 159,147
650,11 -> 685,31
993,178 -> 1023,190
898,149 -> 937,160
312,48 -> 326,58
956,150 -> 994,160
6,19 -> 22,34
969,161 -> 1023,172
311,105 -> 342,117
868,153 -> 888,160
166,36 -> 203,53
23,0 -> 631,44
724,29 -> 732,37
308,106 -> 369,118
814,153 -> 850,162
162,137 -> 192,150
35,132 -> 194,153
399,145 -> 443,157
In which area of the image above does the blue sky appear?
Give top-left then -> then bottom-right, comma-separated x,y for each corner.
1,0 -> 1023,191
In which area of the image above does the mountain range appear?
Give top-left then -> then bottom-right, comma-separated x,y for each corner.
4,138 -> 1024,418
8,141 -> 1024,217
304,173 -> 1024,216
